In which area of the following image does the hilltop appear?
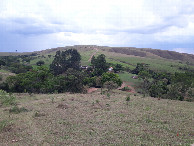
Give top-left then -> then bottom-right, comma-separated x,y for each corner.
1,45 -> 194,63
32,45 -> 194,63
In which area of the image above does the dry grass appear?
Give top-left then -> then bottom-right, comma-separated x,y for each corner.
0,91 -> 194,145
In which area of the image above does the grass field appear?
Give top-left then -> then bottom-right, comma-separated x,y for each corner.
0,91 -> 194,145
118,72 -> 142,87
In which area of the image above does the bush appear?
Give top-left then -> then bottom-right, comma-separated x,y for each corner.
121,86 -> 131,91
185,88 -> 194,102
126,95 -> 130,105
163,84 -> 184,101
64,68 -> 87,93
0,120 -> 10,132
103,81 -> 118,91
6,66 -> 55,93
0,90 -> 16,106
84,76 -> 97,87
101,72 -> 122,87
36,60 -> 45,66
9,106 -> 28,114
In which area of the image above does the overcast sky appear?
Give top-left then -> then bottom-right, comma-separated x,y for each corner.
0,0 -> 194,54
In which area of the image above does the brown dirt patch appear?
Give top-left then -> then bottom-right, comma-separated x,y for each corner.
118,82 -> 136,93
87,88 -> 98,93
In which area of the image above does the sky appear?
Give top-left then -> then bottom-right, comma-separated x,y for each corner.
0,0 -> 194,54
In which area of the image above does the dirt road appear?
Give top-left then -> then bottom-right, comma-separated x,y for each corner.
88,48 -> 98,62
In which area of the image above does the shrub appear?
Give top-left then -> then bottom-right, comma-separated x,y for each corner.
64,68 -> 87,93
36,60 -> 45,66
103,81 -> 118,92
101,72 -> 122,87
0,120 -> 10,132
126,95 -> 130,105
121,86 -> 131,91
9,106 -> 28,114
0,90 -> 16,106
126,95 -> 130,101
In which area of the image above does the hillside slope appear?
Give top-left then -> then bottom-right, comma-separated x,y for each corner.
0,91 -> 194,145
1,45 -> 194,73
33,45 -> 194,64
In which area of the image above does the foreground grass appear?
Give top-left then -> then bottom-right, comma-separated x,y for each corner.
0,91 -> 194,145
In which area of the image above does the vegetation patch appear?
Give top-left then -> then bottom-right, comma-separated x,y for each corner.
0,120 -> 12,132
33,111 -> 46,117
9,106 -> 28,114
0,90 -> 16,106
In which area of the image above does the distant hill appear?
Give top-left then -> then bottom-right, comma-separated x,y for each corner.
31,45 -> 194,64
108,47 -> 194,63
0,45 -> 194,71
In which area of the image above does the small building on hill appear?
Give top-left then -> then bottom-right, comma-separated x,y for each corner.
108,67 -> 113,72
132,76 -> 138,79
81,66 -> 88,70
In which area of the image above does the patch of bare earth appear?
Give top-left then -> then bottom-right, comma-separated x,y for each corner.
87,88 -> 98,93
118,82 -> 136,93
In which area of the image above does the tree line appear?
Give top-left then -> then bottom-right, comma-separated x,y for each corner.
0,49 -> 122,94
133,63 -> 194,101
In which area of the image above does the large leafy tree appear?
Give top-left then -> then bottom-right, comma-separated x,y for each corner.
50,49 -> 81,75
64,68 -> 87,93
101,72 -> 122,87
91,54 -> 108,76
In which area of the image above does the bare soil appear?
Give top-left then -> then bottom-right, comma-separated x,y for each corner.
118,82 -> 136,93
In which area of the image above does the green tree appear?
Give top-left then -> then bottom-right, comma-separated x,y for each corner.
138,70 -> 151,80
91,54 -> 108,76
36,60 -> 45,66
101,72 -> 122,87
50,49 -> 81,75
6,66 -> 54,93
114,64 -> 123,73
103,81 -> 119,92
0,60 -> 6,67
64,68 -> 87,93
149,80 -> 168,98
138,70 -> 152,94
132,63 -> 149,74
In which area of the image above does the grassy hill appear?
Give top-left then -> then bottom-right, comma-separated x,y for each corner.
3,45 -> 191,73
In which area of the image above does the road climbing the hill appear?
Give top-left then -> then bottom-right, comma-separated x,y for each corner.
88,48 -> 98,62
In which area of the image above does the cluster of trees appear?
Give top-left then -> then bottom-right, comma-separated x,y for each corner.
91,54 -> 124,75
0,49 -> 122,94
50,49 -> 81,75
0,56 -> 33,74
133,63 -> 194,101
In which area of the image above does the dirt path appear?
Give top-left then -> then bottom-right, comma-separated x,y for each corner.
118,82 -> 136,93
88,48 -> 98,62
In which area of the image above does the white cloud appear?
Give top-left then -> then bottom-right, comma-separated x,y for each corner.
172,48 -> 194,54
0,0 -> 194,54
